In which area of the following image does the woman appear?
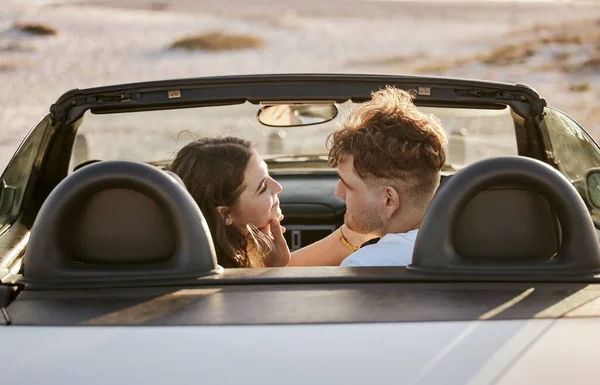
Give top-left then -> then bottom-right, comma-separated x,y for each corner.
168,136 -> 371,268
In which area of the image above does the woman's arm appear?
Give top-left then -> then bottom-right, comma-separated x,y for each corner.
288,224 -> 372,266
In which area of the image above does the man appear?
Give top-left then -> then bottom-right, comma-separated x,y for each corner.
328,86 -> 448,266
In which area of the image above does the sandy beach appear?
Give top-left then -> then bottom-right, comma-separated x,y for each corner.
1,0 -> 600,170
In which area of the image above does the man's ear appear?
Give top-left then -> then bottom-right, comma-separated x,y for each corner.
381,186 -> 401,219
216,206 -> 233,226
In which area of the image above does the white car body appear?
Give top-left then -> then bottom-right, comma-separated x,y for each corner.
1,319 -> 598,385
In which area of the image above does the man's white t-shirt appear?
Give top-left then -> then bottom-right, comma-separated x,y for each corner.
340,229 -> 419,267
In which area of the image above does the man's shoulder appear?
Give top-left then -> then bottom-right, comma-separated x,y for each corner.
339,246 -> 373,267
380,229 -> 419,244
339,235 -> 415,267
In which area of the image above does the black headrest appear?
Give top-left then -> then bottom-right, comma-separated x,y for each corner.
23,161 -> 219,283
413,156 -> 600,275
454,187 -> 559,259
436,174 -> 560,259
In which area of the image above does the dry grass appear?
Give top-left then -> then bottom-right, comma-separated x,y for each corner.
415,57 -> 475,73
569,82 -> 592,92
0,41 -> 34,52
539,30 -> 585,45
576,54 -> 600,72
553,51 -> 571,62
534,63 -> 558,72
351,17 -> 600,76
519,18 -> 599,45
414,42 -> 535,73
555,51 -> 600,74
12,22 -> 57,36
0,60 -> 16,72
415,17 -> 600,75
169,31 -> 264,51
149,2 -> 169,11
480,43 -> 536,66
346,52 -> 428,66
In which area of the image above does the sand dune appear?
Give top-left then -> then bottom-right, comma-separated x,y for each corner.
1,0 -> 599,170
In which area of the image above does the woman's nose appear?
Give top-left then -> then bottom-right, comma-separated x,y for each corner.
271,177 -> 283,194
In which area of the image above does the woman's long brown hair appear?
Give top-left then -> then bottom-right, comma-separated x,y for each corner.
168,137 -> 271,268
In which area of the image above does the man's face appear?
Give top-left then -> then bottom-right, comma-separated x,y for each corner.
334,156 -> 384,235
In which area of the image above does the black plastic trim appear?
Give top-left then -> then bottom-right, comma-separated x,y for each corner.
16,266 -> 600,291
49,74 -> 546,124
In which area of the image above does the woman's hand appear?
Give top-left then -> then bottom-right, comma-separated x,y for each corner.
261,219 -> 292,267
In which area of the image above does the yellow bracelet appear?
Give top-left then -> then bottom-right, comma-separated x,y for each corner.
338,227 -> 359,252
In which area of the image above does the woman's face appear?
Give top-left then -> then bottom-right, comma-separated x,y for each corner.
230,150 -> 283,229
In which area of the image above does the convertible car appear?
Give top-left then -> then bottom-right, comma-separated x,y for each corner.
1,74 -> 600,384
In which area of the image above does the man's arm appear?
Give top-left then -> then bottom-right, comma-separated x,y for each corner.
288,224 -> 372,266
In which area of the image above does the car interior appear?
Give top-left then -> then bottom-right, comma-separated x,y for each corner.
3,75 -> 600,325
61,96 -> 523,253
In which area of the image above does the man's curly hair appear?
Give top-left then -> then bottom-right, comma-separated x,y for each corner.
328,86 -> 448,207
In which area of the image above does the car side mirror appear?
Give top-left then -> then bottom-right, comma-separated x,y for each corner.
586,168 -> 600,209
